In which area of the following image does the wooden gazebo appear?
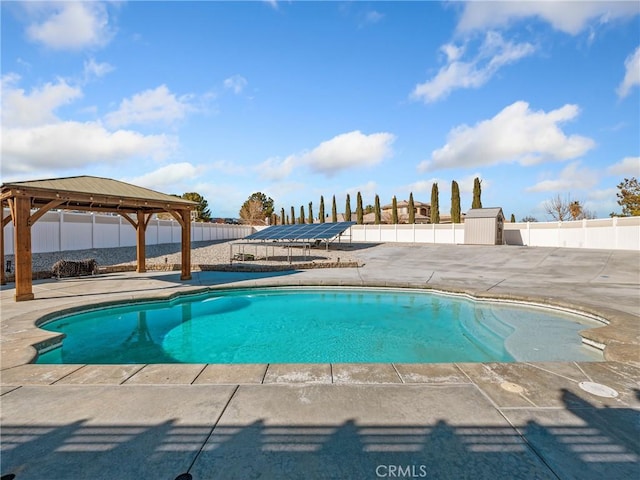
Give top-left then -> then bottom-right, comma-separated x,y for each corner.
1,176 -> 197,301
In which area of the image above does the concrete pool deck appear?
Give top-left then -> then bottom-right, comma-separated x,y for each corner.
1,244 -> 639,479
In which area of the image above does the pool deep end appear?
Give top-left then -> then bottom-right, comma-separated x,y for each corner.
36,287 -> 605,364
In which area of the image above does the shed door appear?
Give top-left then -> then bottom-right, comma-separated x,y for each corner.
496,216 -> 504,244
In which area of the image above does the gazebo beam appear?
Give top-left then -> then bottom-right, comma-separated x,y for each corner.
29,199 -> 64,225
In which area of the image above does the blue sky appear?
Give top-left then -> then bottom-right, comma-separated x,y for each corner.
2,1 -> 639,220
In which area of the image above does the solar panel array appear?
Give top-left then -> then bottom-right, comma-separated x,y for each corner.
244,222 -> 356,241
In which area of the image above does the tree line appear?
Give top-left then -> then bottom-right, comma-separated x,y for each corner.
184,175 -> 640,225
240,177 -> 484,226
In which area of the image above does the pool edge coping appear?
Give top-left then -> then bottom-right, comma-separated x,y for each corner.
2,280 -> 638,372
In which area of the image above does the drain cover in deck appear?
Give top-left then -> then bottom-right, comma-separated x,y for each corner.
578,381 -> 618,398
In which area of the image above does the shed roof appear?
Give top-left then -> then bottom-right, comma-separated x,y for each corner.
1,175 -> 196,213
465,207 -> 504,219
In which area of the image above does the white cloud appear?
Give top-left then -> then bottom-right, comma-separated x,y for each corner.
25,2 -> 113,50
418,101 -> 595,171
2,122 -> 175,176
303,130 -> 396,175
406,178 -> 444,194
255,155 -> 298,181
457,2 -> 640,36
1,75 -> 179,178
256,130 -> 395,180
526,162 -> 598,192
83,58 -> 114,81
617,46 -> 640,98
1,75 -> 82,127
104,85 -> 194,128
126,163 -> 203,190
607,156 -> 640,176
457,173 -> 489,194
411,32 -> 535,103
346,181 -> 378,200
223,75 -> 248,94
360,10 -> 384,28
210,160 -> 248,176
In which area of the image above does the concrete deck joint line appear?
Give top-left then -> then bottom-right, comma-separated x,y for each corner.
190,364 -> 209,385
391,363 -> 405,383
260,364 -> 270,384
494,400 -> 564,480
50,364 -> 86,385
184,384 -> 240,476
119,365 -> 146,385
574,362 -> 595,382
486,278 -> 507,291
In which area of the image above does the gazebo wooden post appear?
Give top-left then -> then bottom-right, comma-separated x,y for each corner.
180,209 -> 192,280
14,196 -> 34,301
1,207 -> 5,286
136,210 -> 146,273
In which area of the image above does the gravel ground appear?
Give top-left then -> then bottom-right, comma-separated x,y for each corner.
6,240 -> 360,274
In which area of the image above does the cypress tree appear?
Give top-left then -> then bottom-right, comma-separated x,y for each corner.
392,196 -> 398,224
408,192 -> 415,224
280,208 -> 285,225
345,194 -> 352,222
451,180 -> 461,223
319,196 -> 325,223
290,206 -> 295,225
356,191 -> 363,224
510,213 -> 516,223
332,195 -> 338,222
308,202 -> 313,224
299,206 -> 305,224
431,183 -> 440,224
374,195 -> 381,224
472,177 -> 482,209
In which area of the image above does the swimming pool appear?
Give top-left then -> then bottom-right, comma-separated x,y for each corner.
35,287 -> 604,364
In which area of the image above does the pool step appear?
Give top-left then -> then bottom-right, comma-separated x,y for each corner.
459,308 -> 515,361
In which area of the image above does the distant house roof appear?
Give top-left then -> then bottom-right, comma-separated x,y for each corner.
381,200 -> 430,210
465,207 -> 504,219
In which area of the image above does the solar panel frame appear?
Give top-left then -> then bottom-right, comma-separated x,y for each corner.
243,221 -> 355,242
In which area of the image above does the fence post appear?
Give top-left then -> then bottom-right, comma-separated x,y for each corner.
59,210 -> 64,252
558,221 -> 562,247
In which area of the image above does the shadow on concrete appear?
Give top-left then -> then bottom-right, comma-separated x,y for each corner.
14,270 -> 300,302
2,390 -> 638,480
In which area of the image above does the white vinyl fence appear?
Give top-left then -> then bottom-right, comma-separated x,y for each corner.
349,216 -> 639,251
3,211 -> 639,254
3,210 -> 253,255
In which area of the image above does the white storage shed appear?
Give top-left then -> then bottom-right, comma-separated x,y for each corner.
464,208 -> 505,245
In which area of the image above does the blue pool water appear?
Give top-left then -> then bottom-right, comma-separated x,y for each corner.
36,288 -> 604,364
